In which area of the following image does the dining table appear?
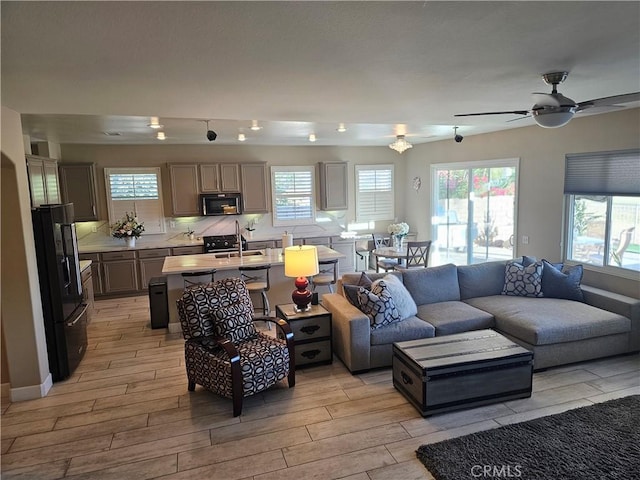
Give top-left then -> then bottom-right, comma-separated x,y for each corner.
372,247 -> 408,267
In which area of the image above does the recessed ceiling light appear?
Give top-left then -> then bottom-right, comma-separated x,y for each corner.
337,123 -> 347,133
238,133 -> 246,142
309,133 -> 317,142
250,120 -> 262,131
103,131 -> 122,136
156,132 -> 166,140
148,116 -> 164,129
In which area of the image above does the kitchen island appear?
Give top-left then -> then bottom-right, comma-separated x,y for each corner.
162,245 -> 345,333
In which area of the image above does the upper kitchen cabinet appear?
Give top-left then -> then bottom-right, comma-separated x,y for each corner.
199,164 -> 240,193
169,164 -> 200,216
319,162 -> 348,210
240,163 -> 269,213
59,163 -> 98,221
27,155 -> 60,206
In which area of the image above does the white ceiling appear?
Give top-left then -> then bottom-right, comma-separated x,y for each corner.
2,1 -> 639,146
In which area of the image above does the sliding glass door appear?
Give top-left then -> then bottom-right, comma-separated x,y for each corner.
431,160 -> 518,265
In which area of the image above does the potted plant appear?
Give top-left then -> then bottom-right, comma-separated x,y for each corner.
111,212 -> 144,247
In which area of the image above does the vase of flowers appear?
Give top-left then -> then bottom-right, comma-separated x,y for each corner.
388,222 -> 409,251
111,212 -> 144,248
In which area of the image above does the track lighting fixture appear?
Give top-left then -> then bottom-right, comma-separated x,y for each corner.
337,123 -> 347,133
148,116 -> 164,129
250,120 -> 262,131
454,126 -> 463,143
205,120 -> 217,142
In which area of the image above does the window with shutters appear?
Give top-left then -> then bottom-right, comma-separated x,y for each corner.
355,165 -> 394,222
105,168 -> 165,234
271,166 -> 316,226
564,150 -> 639,272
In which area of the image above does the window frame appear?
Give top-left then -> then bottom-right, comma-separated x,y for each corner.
104,167 -> 165,234
354,164 -> 394,222
270,165 -> 316,227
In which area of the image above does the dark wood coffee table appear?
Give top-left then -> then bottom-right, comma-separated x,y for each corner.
393,329 -> 533,416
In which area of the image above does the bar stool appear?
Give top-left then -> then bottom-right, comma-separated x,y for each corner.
312,259 -> 339,293
181,269 -> 216,289
239,265 -> 271,316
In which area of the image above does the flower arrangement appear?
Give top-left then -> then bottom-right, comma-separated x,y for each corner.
111,212 -> 145,239
387,222 -> 410,237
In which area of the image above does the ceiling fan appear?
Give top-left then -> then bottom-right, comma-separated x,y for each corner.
455,72 -> 640,128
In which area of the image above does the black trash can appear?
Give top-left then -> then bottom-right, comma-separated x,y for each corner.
148,276 -> 169,329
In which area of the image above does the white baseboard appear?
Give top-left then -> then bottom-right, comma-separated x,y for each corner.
10,373 -> 53,402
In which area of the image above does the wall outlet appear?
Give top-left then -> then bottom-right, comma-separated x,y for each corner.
170,221 -> 176,229
91,226 -> 97,233
522,235 -> 529,245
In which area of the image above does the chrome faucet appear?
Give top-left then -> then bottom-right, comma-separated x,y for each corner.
235,219 -> 243,260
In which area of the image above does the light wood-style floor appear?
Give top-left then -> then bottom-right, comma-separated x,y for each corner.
2,295 -> 639,480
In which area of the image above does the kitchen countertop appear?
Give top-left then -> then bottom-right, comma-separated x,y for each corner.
162,245 -> 344,275
79,260 -> 92,272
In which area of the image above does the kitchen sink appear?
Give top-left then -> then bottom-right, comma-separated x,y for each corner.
213,250 -> 264,259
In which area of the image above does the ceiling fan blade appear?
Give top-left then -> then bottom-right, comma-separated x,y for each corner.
506,115 -> 531,123
454,110 -> 530,117
577,92 -> 640,111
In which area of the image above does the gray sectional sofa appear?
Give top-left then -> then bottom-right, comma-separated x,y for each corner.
322,260 -> 640,373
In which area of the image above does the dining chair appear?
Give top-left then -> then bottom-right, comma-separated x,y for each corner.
372,233 -> 399,272
395,240 -> 432,270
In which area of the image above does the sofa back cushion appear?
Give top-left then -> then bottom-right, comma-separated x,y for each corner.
402,263 -> 460,305
457,260 -> 510,300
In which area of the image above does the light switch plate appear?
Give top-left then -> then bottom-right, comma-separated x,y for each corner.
522,235 -> 529,245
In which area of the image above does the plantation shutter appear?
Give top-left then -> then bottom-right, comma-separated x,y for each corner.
271,166 -> 315,226
355,165 -> 394,221
564,149 -> 640,196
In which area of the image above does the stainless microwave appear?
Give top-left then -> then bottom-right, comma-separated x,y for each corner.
200,193 -> 243,216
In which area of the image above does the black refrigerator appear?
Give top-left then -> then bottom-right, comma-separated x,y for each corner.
32,203 -> 88,381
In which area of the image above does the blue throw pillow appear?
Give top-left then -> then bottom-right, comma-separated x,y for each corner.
541,260 -> 584,302
343,272 -> 373,307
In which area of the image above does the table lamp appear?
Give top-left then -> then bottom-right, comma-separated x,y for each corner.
284,245 -> 319,312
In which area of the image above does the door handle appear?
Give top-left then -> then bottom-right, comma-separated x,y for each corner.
67,304 -> 88,327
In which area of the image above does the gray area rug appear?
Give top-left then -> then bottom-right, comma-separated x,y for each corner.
416,395 -> 640,480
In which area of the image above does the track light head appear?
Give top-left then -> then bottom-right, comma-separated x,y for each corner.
453,126 -> 463,143
205,120 -> 217,142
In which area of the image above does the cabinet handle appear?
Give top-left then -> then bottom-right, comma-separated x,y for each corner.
401,371 -> 413,385
301,349 -> 321,359
92,204 -> 96,216
300,325 -> 320,335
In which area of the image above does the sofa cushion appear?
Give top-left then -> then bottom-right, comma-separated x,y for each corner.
402,263 -> 460,306
502,260 -> 543,297
415,301 -> 495,336
457,260 -> 509,300
372,274 -> 417,320
541,260 -> 584,302
464,295 -> 631,346
357,280 -> 402,329
370,316 -> 436,345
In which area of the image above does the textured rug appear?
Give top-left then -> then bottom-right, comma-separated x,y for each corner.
416,395 -> 640,480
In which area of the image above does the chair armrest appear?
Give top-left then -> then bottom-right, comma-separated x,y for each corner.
254,316 -> 296,371
322,293 -> 372,372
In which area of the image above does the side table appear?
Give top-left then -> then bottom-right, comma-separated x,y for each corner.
275,303 -> 333,368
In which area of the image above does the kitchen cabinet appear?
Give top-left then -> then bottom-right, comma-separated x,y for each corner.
240,163 -> 269,213
59,163 -> 98,221
138,248 -> 172,290
169,164 -> 200,216
330,237 -> 356,274
200,164 -> 240,192
102,251 -> 138,294
27,155 -> 60,206
81,265 -> 95,322
304,237 -> 331,246
79,253 -> 103,295
319,162 -> 348,210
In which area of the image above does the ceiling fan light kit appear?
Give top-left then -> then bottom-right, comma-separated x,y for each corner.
389,134 -> 413,154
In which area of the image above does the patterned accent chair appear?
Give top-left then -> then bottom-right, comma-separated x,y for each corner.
176,277 -> 295,416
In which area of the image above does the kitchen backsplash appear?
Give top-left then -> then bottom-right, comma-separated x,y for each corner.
75,211 -> 349,247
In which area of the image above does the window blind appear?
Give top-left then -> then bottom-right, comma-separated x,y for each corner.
564,149 -> 640,196
272,167 -> 315,225
355,165 -> 394,221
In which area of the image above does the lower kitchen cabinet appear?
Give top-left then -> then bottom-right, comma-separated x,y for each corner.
81,265 -> 95,322
138,248 -> 171,290
79,253 -> 103,296
102,251 -> 139,294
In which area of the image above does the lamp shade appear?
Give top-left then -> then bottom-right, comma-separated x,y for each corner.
284,245 -> 319,278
